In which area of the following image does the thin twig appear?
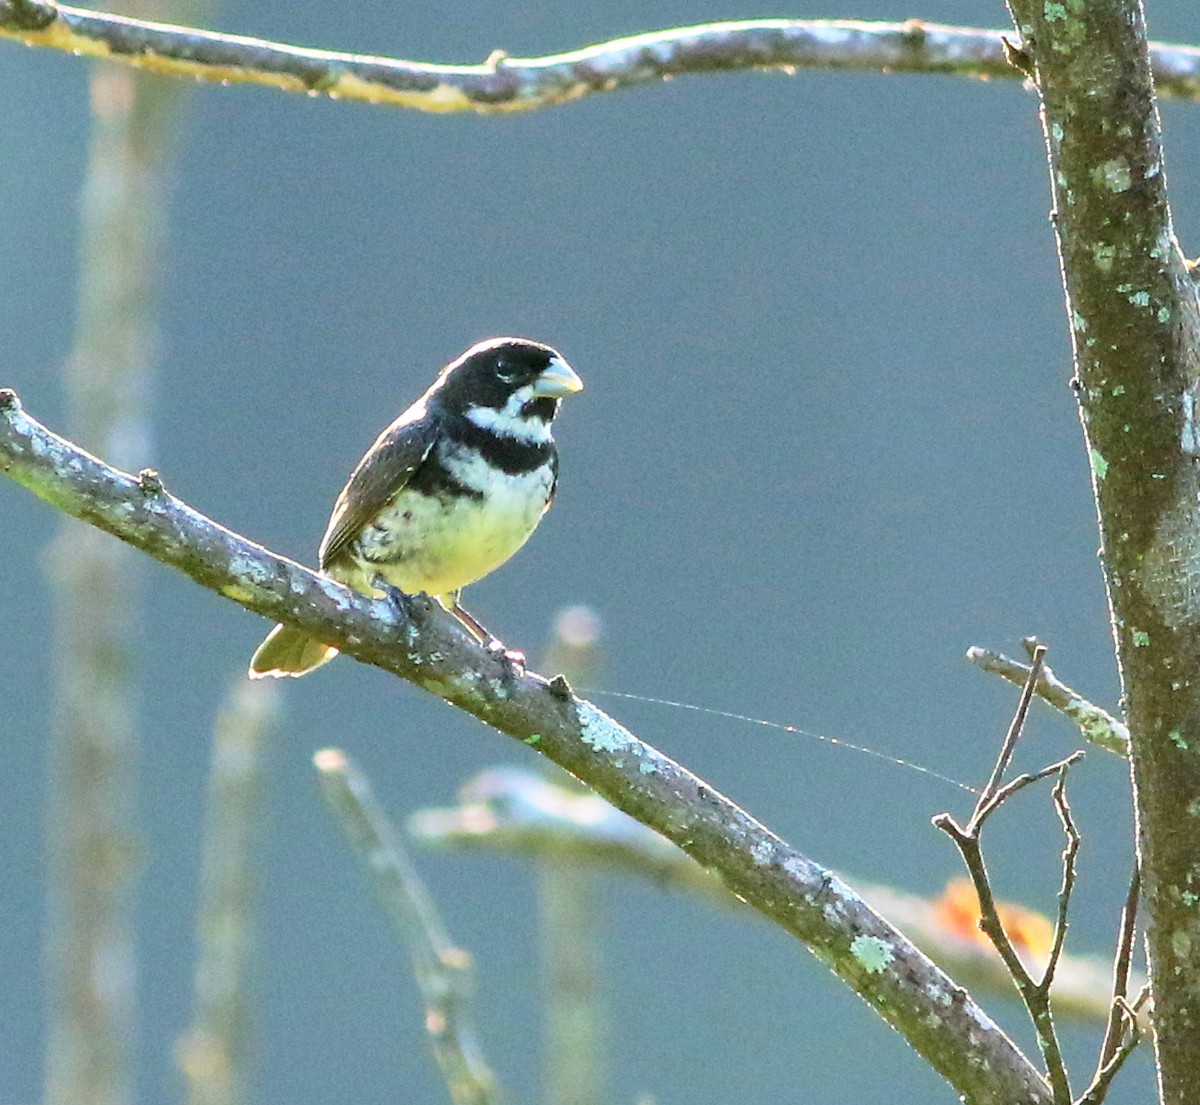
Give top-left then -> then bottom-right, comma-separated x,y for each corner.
1080,863 -> 1142,1103
1078,996 -> 1144,1105
933,798 -> 1074,1104
0,393 -> 1055,1105
931,816 -> 1037,989
3,3 -> 1200,113
1039,770 -> 1080,995
177,678 -> 279,1105
1095,864 -> 1142,1074
975,752 -> 1085,828
971,644 -> 1046,828
314,749 -> 499,1105
934,648 -> 1077,1104
965,646 -> 1129,757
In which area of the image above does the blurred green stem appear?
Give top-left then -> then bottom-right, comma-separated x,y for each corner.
539,607 -> 607,1105
43,16 -> 175,1105
538,861 -> 606,1105
177,678 -> 278,1105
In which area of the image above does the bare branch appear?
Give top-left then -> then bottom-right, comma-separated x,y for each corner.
1078,997 -> 1143,1105
0,392 -> 1053,1105
975,752 -> 1085,828
965,646 -> 1129,757
970,644 -> 1046,831
1087,864 -> 1142,1101
315,749 -> 499,1105
1039,770 -> 1080,997
2,2 -> 1200,113
934,670 -> 1083,1105
932,803 -> 1073,1104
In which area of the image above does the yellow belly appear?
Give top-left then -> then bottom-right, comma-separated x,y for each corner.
333,467 -> 553,600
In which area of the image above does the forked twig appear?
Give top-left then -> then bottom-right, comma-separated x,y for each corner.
1097,864 -> 1142,1070
1078,990 -> 1149,1105
933,645 -> 1082,1105
1078,865 -> 1144,1104
973,645 -> 1048,826
975,752 -> 1084,827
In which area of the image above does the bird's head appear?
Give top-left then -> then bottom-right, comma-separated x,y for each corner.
431,338 -> 582,431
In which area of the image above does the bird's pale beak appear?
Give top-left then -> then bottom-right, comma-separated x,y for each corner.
532,356 -> 584,398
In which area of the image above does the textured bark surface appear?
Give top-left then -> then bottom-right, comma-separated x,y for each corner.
1005,0 -> 1200,1098
1,2 -> 1200,113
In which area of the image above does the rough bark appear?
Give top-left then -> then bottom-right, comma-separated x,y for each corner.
1004,0 -> 1200,1098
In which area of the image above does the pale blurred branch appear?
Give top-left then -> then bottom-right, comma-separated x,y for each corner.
3,3 -> 1200,113
314,749 -> 499,1105
537,607 -> 607,1105
43,10 -> 192,1099
0,393 -> 1053,1105
176,678 -> 279,1105
410,767 -> 1139,1025
538,861 -> 604,1105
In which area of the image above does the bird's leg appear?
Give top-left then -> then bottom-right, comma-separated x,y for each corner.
448,592 -> 526,676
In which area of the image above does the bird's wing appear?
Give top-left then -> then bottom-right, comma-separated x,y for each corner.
318,406 -> 440,569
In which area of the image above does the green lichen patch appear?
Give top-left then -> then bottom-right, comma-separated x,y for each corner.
850,934 -> 894,974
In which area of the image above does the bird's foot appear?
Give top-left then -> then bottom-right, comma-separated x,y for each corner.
374,576 -> 435,628
486,638 -> 526,681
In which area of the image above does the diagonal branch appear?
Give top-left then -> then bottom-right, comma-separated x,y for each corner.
0,389 -> 1052,1105
314,749 -> 499,1105
965,645 -> 1129,757
2,2 -> 1200,113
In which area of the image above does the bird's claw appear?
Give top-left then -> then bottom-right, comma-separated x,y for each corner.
374,576 -> 411,613
487,638 -> 526,679
374,577 -> 435,626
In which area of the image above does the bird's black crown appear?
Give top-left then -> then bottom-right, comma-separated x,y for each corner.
434,337 -> 563,413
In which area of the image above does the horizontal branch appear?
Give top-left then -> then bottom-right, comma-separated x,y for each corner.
0,388 -> 1051,1105
2,2 -> 1199,112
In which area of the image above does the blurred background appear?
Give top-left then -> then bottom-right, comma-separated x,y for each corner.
3,0 -> 1198,1102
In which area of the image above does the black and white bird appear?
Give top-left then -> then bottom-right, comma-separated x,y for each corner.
248,337 -> 583,678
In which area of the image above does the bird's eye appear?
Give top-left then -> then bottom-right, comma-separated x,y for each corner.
495,360 -> 520,383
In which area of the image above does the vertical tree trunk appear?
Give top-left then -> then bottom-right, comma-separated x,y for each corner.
1004,0 -> 1200,1099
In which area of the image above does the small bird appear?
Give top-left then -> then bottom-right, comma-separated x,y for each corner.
248,337 -> 583,678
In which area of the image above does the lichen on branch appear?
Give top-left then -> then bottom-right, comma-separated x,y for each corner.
0,387 -> 1052,1105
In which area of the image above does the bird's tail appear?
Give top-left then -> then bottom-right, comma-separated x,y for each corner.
248,623 -> 339,679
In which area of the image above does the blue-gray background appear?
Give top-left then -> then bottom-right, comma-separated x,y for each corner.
3,1 -> 1197,1101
